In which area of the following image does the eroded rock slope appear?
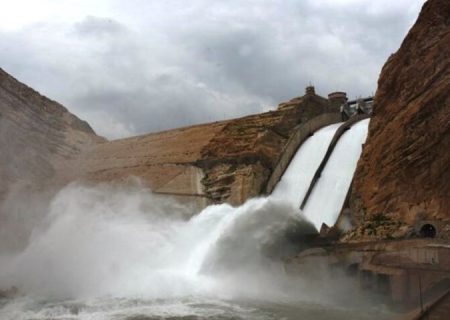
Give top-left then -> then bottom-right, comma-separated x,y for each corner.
349,0 -> 450,239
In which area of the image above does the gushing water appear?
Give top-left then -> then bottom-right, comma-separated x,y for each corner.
0,184 -> 324,319
303,119 -> 370,229
0,184 -> 315,300
272,123 -> 341,206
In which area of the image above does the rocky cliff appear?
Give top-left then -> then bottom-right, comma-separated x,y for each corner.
0,68 -> 103,199
348,0 -> 450,240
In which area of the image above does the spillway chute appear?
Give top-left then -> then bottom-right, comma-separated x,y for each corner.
301,119 -> 370,230
271,123 -> 341,207
272,118 -> 370,231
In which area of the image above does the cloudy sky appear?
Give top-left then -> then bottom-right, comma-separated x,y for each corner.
0,0 -> 424,139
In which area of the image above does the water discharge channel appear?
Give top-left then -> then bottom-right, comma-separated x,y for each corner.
271,123 -> 341,207
302,119 -> 370,229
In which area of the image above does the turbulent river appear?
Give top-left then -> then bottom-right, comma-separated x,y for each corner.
0,120 -> 394,319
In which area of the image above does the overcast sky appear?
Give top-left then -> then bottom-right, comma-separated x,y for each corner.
0,0 -> 425,139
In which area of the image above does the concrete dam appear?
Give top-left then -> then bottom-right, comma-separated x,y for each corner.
77,85 -> 361,211
76,85 -> 372,232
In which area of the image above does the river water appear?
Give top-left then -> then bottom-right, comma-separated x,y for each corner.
0,296 -> 393,319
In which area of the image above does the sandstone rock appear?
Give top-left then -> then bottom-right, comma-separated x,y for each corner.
349,0 -> 450,240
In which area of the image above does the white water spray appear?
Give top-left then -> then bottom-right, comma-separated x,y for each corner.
0,184 -> 317,301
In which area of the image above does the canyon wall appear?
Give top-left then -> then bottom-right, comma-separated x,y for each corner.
0,68 -> 104,251
0,68 -> 103,199
349,0 -> 450,240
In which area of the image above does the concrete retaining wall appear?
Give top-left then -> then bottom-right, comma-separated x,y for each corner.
152,165 -> 210,215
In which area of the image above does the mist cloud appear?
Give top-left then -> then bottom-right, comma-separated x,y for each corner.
0,0 -> 424,138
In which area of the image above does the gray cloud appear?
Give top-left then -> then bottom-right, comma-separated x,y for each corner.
73,16 -> 126,37
0,0 -> 425,139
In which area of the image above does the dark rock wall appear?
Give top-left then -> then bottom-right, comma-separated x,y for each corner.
349,0 -> 450,239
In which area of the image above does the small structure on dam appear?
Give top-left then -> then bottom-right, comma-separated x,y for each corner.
340,96 -> 374,120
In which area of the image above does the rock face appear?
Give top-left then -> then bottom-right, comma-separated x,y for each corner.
0,68 -> 103,198
349,0 -> 450,239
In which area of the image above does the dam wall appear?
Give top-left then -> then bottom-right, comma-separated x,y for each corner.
78,86 -> 343,209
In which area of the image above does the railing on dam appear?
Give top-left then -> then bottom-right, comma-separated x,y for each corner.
341,96 -> 374,120
264,113 -> 342,194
